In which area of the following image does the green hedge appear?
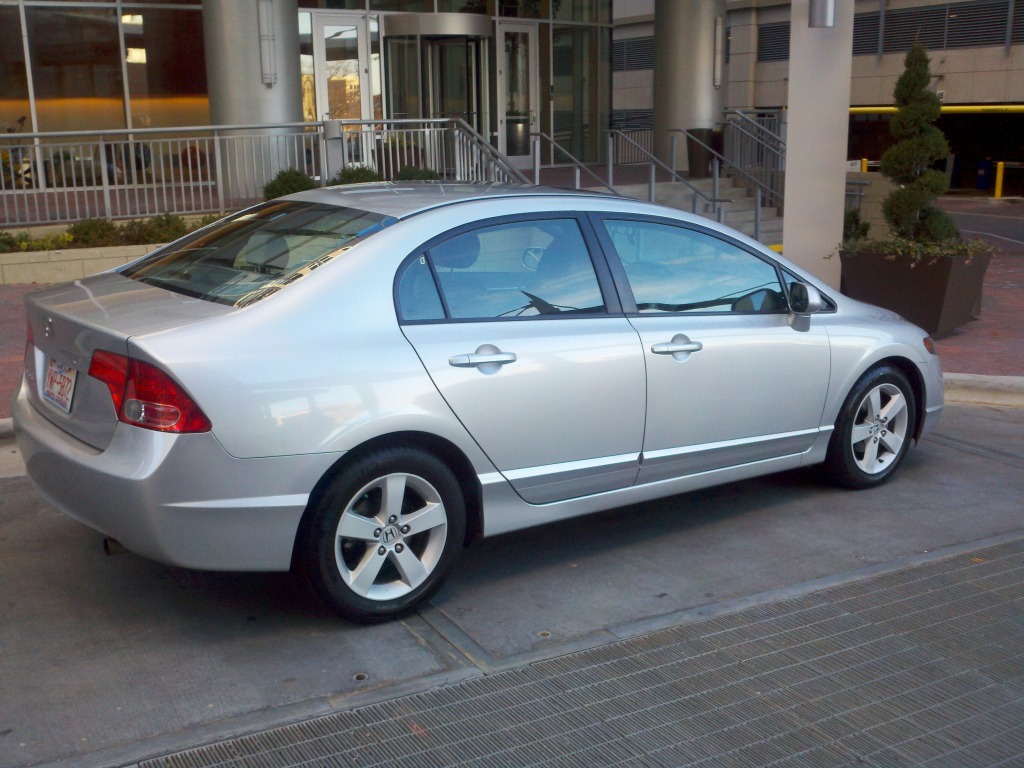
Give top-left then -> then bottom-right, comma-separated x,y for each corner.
0,213 -> 217,254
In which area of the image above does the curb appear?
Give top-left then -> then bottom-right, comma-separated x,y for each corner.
0,374 -> 1020,441
942,373 -> 1024,407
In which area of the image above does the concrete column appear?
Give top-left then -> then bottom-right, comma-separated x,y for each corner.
780,0 -> 854,288
203,0 -> 302,126
652,0 -> 725,167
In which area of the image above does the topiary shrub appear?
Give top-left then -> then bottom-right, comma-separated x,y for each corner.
263,168 -> 316,200
327,164 -> 383,185
67,218 -> 122,247
393,166 -> 442,181
878,44 -> 957,242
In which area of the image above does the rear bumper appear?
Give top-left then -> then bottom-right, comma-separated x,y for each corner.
12,382 -> 340,571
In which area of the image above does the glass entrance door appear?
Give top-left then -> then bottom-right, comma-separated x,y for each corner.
310,14 -> 380,123
427,38 -> 480,129
497,21 -> 539,169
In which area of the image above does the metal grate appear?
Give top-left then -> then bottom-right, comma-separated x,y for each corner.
756,21 -> 790,62
852,12 -> 881,56
881,5 -> 948,52
140,540 -> 1024,768
611,36 -> 655,72
946,0 -> 1011,47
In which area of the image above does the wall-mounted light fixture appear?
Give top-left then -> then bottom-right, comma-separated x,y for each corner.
258,0 -> 277,88
809,0 -> 836,28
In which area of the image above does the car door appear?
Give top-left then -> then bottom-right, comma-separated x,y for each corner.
594,216 -> 831,485
397,215 -> 646,504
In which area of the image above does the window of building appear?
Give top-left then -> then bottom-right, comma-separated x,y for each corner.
122,8 -> 209,129
0,7 -> 30,136
26,7 -> 127,132
552,24 -> 608,164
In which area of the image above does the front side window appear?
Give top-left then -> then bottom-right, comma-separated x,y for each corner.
602,219 -> 786,314
397,218 -> 605,321
123,201 -> 388,306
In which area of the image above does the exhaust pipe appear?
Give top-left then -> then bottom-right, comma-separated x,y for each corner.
103,537 -> 128,556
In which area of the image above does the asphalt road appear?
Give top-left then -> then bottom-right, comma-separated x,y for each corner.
1,401 -> 1022,768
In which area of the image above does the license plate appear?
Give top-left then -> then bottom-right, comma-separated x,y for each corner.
43,358 -> 77,413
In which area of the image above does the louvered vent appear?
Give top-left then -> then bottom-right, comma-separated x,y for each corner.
947,0 -> 1008,48
611,109 -> 654,131
757,21 -> 790,62
883,5 -> 947,52
611,37 -> 655,72
853,13 -> 880,55
1015,1 -> 1024,42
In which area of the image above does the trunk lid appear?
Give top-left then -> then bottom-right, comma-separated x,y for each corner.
23,272 -> 229,450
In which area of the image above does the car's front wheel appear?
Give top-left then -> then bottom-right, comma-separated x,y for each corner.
296,447 -> 466,623
826,365 -> 917,489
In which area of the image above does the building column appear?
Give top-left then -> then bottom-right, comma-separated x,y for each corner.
202,0 -> 302,126
652,0 -> 725,168
781,0 -> 854,287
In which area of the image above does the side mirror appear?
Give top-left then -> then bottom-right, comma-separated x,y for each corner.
789,282 -> 823,315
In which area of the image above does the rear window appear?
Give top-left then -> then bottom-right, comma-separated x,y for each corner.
122,201 -> 390,306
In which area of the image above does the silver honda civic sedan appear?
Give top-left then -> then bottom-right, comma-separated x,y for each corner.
13,182 -> 943,622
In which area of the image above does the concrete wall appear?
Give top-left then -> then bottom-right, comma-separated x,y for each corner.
847,171 -> 896,241
0,245 -> 159,285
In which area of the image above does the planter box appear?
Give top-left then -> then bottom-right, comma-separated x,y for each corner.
0,243 -> 162,285
840,249 -> 993,338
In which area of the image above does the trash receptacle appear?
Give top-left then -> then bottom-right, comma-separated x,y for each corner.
686,128 -> 714,179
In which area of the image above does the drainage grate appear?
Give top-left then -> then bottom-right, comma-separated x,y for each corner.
141,541 -> 1024,768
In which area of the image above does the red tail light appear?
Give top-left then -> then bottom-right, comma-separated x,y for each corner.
88,350 -> 211,433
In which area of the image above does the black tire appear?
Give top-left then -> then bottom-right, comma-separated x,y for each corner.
826,365 -> 917,490
296,447 -> 466,623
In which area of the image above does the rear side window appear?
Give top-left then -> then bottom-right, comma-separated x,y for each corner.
397,218 -> 606,321
122,201 -> 388,306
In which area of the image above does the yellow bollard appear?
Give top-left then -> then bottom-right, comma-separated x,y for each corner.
861,158 -> 868,173
994,161 -> 1005,199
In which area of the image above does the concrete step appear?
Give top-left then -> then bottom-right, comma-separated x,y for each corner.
588,178 -> 784,247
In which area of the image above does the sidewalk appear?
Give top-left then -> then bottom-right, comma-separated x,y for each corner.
134,536 -> 1024,768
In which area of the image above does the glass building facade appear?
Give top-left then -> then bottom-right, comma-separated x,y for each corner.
1,0 -> 611,162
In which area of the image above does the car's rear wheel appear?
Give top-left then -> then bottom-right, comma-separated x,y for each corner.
826,365 -> 916,489
296,447 -> 466,623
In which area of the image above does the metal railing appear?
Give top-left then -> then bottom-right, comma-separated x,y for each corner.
1,123 -> 320,227
720,109 -> 786,212
610,128 -> 653,165
530,132 -> 618,194
329,118 -> 528,185
606,130 -> 732,220
674,127 -> 784,216
1,118 -> 526,228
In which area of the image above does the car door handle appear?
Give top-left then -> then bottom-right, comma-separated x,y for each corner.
449,351 -> 518,368
651,340 -> 703,355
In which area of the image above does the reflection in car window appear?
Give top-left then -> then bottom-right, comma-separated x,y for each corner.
603,220 -> 785,314
406,219 -> 605,321
122,201 -> 389,307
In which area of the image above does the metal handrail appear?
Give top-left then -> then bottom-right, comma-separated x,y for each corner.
607,129 -> 732,217
451,119 -> 530,184
723,109 -> 786,157
530,132 -> 617,194
673,128 -> 784,213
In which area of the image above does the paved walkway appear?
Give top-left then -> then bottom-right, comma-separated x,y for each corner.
141,537 -> 1024,768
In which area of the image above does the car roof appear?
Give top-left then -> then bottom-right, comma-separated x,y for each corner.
288,181 -> 610,219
